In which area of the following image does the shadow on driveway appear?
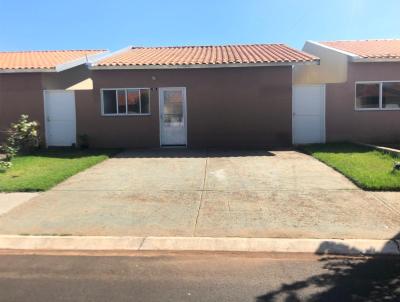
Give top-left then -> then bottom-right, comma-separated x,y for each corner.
115,148 -> 283,159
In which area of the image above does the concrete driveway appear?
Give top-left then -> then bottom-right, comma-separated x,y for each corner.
0,149 -> 399,239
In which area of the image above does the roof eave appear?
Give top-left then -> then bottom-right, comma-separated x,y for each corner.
0,51 -> 109,74
0,68 -> 56,74
351,57 -> 400,63
306,41 -> 361,59
90,60 -> 319,70
87,46 -> 133,67
55,50 -> 110,72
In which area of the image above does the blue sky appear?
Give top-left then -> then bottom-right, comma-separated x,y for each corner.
0,0 -> 399,51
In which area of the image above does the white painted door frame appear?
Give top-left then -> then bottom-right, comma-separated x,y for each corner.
292,84 -> 326,145
158,87 -> 187,146
43,90 -> 77,147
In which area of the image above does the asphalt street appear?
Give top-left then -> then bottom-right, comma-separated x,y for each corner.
0,251 -> 398,301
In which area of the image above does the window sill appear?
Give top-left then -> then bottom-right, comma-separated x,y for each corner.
355,108 -> 400,111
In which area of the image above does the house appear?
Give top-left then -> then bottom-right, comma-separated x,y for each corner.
2,40 -> 399,149
0,44 -> 318,148
0,50 -> 108,144
293,39 -> 400,144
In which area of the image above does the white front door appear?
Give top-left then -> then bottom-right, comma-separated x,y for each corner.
159,87 -> 187,146
293,85 -> 326,145
44,90 -> 76,147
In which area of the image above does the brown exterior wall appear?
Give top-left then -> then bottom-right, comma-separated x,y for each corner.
326,62 -> 400,143
81,66 -> 293,148
0,73 -> 45,142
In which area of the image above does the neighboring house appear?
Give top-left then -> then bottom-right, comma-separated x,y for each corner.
293,39 -> 400,144
0,50 -> 108,144
0,44 -> 318,148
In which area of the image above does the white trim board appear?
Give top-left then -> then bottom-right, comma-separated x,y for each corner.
88,46 -> 133,66
90,60 -> 319,70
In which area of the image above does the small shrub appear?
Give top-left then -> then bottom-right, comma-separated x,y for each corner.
0,115 -> 40,171
0,160 -> 12,171
5,114 -> 40,154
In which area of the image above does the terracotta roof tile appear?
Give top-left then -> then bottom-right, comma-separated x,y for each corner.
321,40 -> 400,59
95,44 -> 318,67
0,50 -> 106,71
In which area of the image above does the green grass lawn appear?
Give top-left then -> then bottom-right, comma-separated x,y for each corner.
302,143 -> 400,191
0,148 -> 119,192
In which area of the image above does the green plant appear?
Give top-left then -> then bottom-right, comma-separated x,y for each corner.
1,144 -> 17,161
393,161 -> 400,174
5,115 -> 40,154
0,160 -> 12,171
0,115 -> 40,171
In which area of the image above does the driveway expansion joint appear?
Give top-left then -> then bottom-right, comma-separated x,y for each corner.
370,192 -> 400,217
192,157 -> 209,236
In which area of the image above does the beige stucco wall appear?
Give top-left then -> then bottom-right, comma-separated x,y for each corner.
41,65 -> 93,90
293,41 -> 348,84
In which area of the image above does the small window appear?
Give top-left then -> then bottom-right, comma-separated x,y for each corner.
382,82 -> 400,109
102,88 -> 150,115
356,83 -> 380,109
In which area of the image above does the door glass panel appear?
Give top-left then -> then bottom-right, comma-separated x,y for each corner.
163,91 -> 183,125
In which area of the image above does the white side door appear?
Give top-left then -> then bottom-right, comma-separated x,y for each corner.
293,85 -> 326,145
159,87 -> 187,146
44,90 -> 76,147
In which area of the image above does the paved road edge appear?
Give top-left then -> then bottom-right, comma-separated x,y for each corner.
0,236 -> 398,255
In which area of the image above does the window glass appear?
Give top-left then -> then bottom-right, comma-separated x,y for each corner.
117,89 -> 126,114
140,89 -> 150,113
356,83 -> 380,109
103,90 -> 117,114
102,88 -> 150,115
382,82 -> 400,109
127,89 -> 140,113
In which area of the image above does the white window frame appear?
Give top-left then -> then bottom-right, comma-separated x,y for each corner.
101,88 -> 151,116
355,81 -> 400,111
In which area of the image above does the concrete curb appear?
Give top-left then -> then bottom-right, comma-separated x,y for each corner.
0,236 -> 398,255
354,141 -> 400,157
